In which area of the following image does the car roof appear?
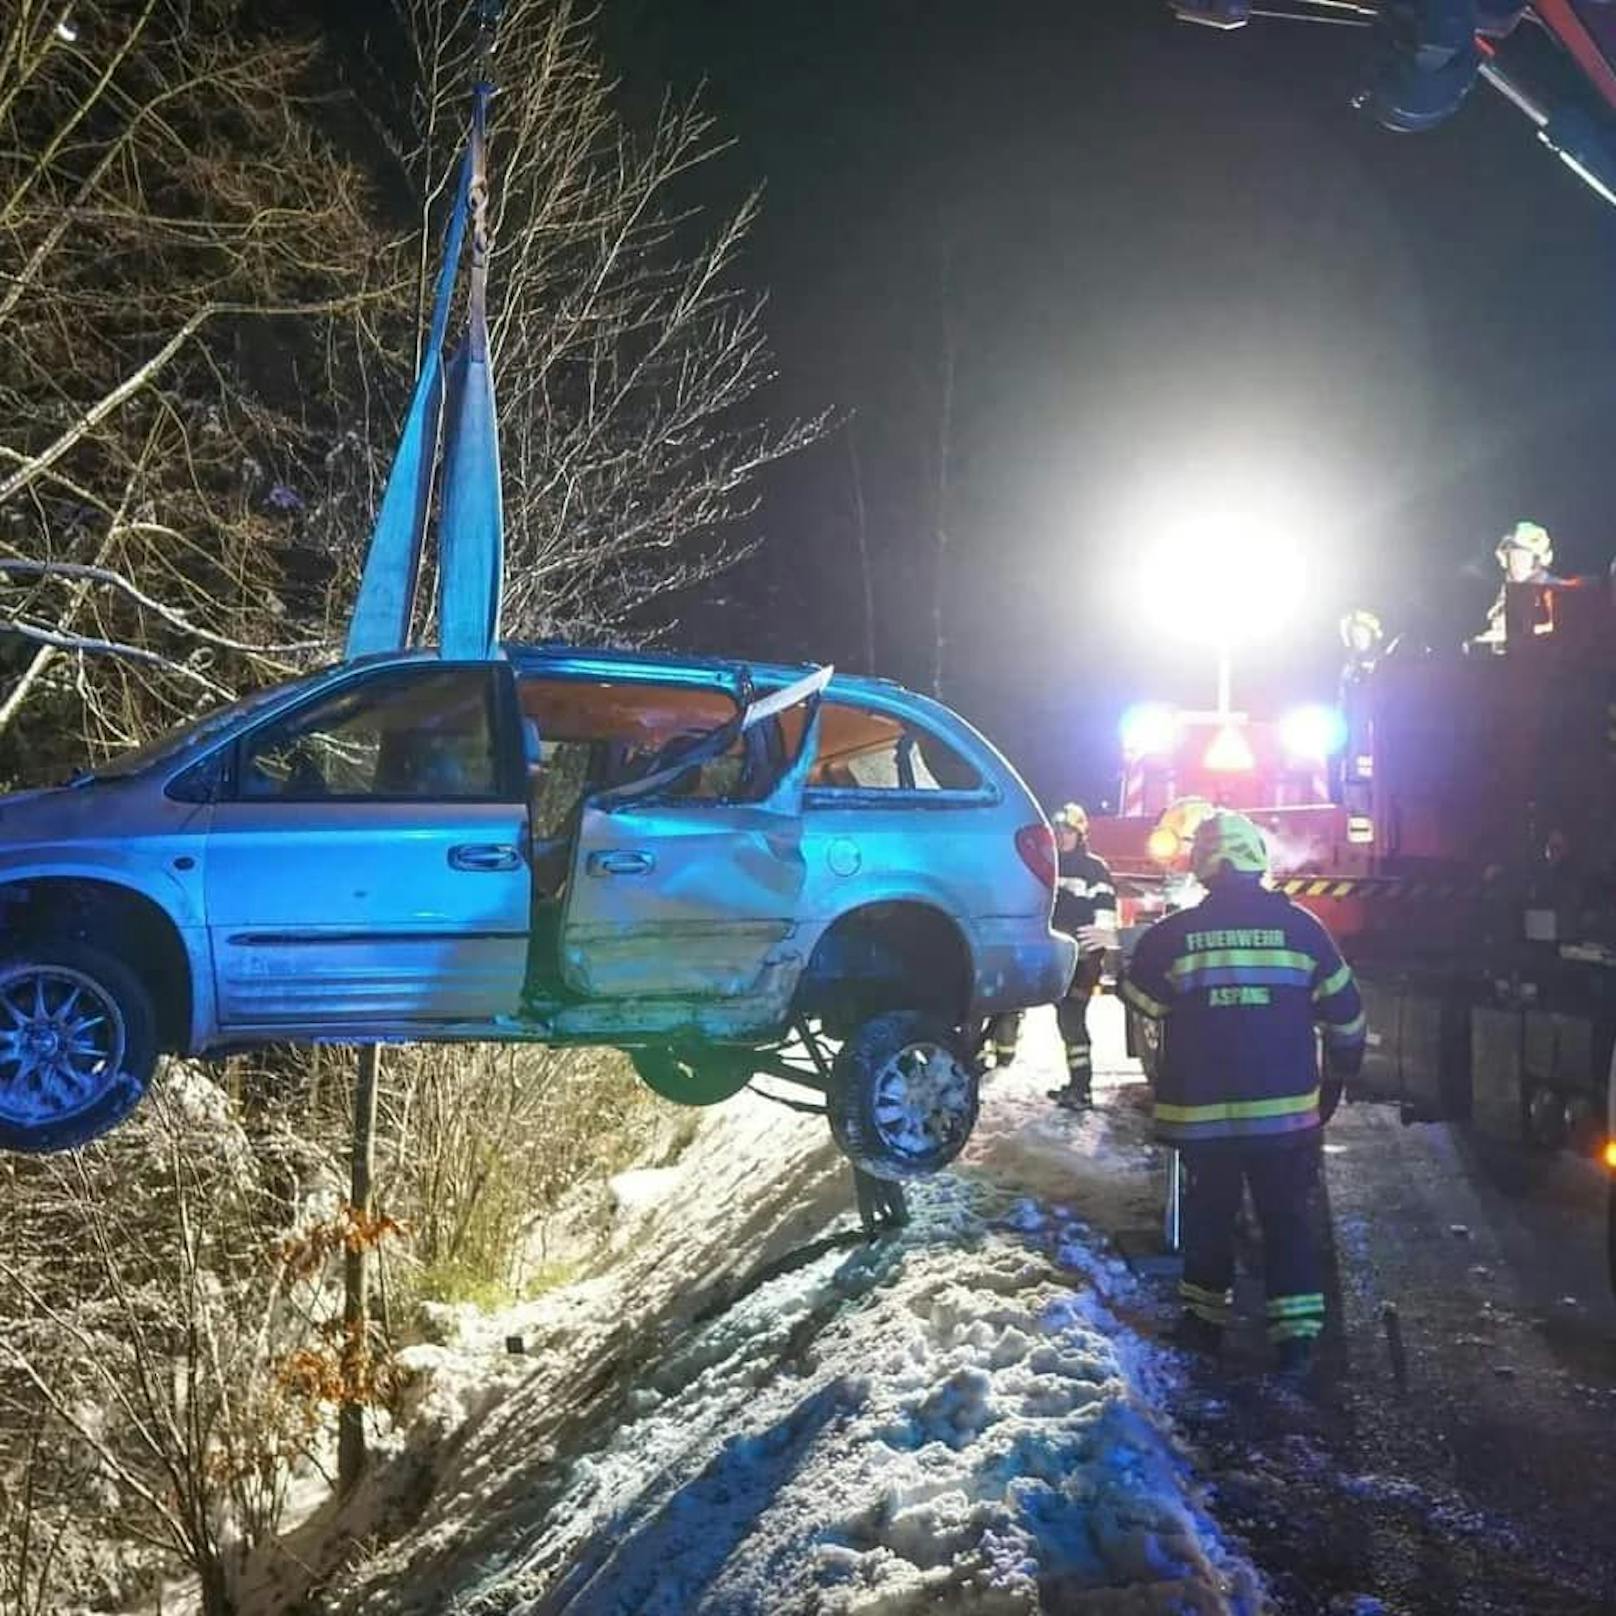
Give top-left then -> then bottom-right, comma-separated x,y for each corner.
499,640 -> 910,704
284,643 -> 975,749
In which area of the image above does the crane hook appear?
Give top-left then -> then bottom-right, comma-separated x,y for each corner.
474,0 -> 503,88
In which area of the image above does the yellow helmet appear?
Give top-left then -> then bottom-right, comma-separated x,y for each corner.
1052,802 -> 1088,835
1339,607 -> 1384,654
1495,520 -> 1552,567
1190,810 -> 1269,882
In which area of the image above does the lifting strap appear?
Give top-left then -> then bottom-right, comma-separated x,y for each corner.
345,3 -> 505,662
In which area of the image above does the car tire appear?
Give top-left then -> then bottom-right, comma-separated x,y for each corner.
629,1044 -> 756,1106
0,940 -> 159,1153
828,1010 -> 980,1182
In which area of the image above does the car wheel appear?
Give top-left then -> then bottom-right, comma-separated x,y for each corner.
629,1044 -> 756,1106
0,940 -> 158,1153
828,1010 -> 980,1182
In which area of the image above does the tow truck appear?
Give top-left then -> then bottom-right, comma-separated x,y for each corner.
1091,584 -> 1616,1283
1089,700 -> 1364,938
1090,588 -> 1616,1171
1108,0 -> 1616,1274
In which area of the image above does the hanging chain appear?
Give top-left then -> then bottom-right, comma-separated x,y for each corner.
467,0 -> 501,282
474,0 -> 502,91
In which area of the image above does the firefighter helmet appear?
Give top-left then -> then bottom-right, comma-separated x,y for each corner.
1052,802 -> 1088,835
1339,607 -> 1384,657
1148,796 -> 1215,866
1495,520 -> 1552,568
1190,810 -> 1269,882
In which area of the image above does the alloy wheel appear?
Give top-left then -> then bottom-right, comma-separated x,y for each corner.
869,1040 -> 974,1161
0,965 -> 127,1129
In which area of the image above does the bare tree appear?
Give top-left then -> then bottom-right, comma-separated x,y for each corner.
386,0 -> 823,643
0,3 -> 815,1603
0,1076 -> 352,1616
930,236 -> 957,700
1,0 -> 820,787
845,422 -> 877,676
0,1 -> 397,784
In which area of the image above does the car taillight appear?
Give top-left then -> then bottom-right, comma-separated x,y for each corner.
1016,823 -> 1057,890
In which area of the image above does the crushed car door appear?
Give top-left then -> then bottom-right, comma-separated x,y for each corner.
558,667 -> 830,1000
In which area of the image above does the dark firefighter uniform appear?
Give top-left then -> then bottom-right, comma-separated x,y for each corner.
1122,811 -> 1365,1367
1050,823 -> 1117,1103
992,803 -> 1117,1108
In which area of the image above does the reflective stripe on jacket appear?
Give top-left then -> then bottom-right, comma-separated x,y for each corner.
1054,847 -> 1116,938
1123,876 -> 1365,1145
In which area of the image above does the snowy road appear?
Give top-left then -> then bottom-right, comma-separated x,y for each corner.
1174,1078 -> 1616,1615
309,1004 -> 1262,1615
279,1000 -> 1616,1616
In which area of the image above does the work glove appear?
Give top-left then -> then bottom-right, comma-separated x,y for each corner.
1077,923 -> 1118,957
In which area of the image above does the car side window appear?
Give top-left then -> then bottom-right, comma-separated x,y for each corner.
517,677 -> 752,819
804,701 -> 982,793
238,667 -> 501,801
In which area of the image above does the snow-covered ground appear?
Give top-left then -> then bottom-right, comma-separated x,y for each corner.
252,1004 -> 1264,1615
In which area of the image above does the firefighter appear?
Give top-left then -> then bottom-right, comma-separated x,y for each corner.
988,803 -> 1117,1107
1338,608 -> 1383,683
1049,802 -> 1119,1108
1122,811 -> 1366,1376
1475,520 -> 1556,647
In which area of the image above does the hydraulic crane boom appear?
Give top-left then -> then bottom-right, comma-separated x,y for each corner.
1170,0 -> 1616,207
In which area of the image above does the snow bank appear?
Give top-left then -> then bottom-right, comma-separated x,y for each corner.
324,1008 -> 1262,1616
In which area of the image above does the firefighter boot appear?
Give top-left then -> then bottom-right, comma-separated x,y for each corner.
1047,1045 -> 1094,1110
853,1166 -> 909,1239
1170,1311 -> 1224,1356
990,1011 -> 1021,1072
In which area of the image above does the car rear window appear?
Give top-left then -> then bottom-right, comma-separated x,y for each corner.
789,701 -> 983,793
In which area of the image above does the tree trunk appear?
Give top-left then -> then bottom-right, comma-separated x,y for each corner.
198,1555 -> 236,1616
338,1044 -> 380,1497
846,423 -> 877,676
930,241 -> 956,701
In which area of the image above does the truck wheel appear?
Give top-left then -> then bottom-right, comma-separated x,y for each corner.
828,1011 -> 980,1182
0,941 -> 158,1153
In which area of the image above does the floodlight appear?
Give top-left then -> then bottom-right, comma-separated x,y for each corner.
1124,485 -> 1314,714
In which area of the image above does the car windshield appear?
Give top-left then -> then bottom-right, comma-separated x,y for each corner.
84,668 -> 332,781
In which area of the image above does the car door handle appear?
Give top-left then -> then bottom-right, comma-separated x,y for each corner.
449,843 -> 523,872
587,850 -> 655,877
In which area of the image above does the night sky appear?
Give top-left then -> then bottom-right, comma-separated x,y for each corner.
600,1 -> 1616,809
